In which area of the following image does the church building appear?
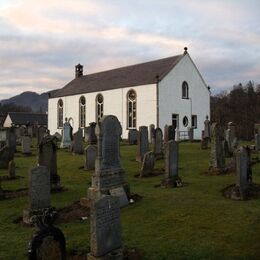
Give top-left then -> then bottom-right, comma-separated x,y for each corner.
48,48 -> 210,139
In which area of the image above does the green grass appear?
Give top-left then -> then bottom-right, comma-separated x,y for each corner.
0,141 -> 260,260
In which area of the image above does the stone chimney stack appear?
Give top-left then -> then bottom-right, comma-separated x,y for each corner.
75,64 -> 83,78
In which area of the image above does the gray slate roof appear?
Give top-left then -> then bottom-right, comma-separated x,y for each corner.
50,54 -> 184,98
7,112 -> 47,126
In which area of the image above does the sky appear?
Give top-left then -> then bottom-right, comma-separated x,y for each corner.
0,0 -> 259,100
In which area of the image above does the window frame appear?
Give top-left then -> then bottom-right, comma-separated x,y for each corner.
127,89 -> 137,129
182,81 -> 189,99
96,93 -> 104,122
57,99 -> 63,129
192,115 -> 197,129
172,113 -> 179,129
79,96 -> 86,128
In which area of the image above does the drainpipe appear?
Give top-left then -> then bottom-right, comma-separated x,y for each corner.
156,75 -> 160,128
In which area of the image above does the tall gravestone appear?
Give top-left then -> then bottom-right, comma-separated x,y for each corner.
128,129 -> 138,145
88,195 -> 123,259
225,122 -> 238,156
152,127 -> 164,159
149,124 -> 155,144
23,166 -> 51,224
136,126 -> 149,162
36,126 -> 47,146
84,145 -> 97,171
255,134 -> 260,151
72,128 -> 84,154
87,115 -> 129,208
162,140 -> 182,187
140,151 -> 155,177
204,115 -> 211,139
6,126 -> 16,153
0,146 -> 14,169
38,134 -> 60,190
21,136 -> 32,155
209,123 -> 225,174
85,122 -> 97,144
164,125 -> 175,145
60,118 -> 72,148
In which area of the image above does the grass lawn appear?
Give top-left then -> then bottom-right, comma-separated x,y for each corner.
0,140 -> 260,260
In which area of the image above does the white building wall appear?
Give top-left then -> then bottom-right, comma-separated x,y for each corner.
3,115 -> 12,127
159,54 -> 210,139
48,84 -> 157,139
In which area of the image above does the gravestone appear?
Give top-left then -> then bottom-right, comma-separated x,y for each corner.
38,134 -> 60,190
85,122 -> 97,144
254,123 -> 260,134
225,122 -> 238,156
255,134 -> 260,151
84,145 -> 97,170
136,126 -> 149,162
188,127 -> 194,141
0,146 -> 14,169
200,130 -> 208,149
72,128 -> 84,154
164,125 -> 175,144
28,208 -> 66,260
88,195 -> 123,259
0,180 -> 4,199
23,166 -> 51,224
54,132 -> 62,141
209,123 -> 225,174
6,127 -> 16,153
128,129 -> 138,145
140,151 -> 155,177
8,160 -> 16,179
15,127 -> 22,144
36,126 -> 47,146
60,118 -> 72,148
204,115 -> 211,138
27,125 -> 33,137
149,124 -> 155,144
21,136 -> 32,155
152,128 -> 164,159
86,115 -> 129,208
0,128 -> 7,142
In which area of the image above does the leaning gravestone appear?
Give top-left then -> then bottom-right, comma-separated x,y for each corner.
38,134 -> 60,190
6,127 -> 16,153
149,124 -> 155,144
162,140 -> 182,187
8,160 -> 16,179
72,128 -> 84,154
23,166 -> 51,224
60,118 -> 72,148
136,126 -> 149,162
86,115 -> 129,208
128,129 -> 138,145
140,151 -> 155,177
21,136 -> 32,155
255,134 -> 260,151
28,208 -> 66,260
209,123 -> 226,174
0,146 -> 14,169
88,195 -> 123,259
84,145 -> 97,170
152,128 -> 164,159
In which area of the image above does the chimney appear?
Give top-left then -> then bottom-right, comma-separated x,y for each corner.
75,63 -> 83,78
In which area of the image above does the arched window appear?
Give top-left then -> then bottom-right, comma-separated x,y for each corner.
127,90 -> 137,129
96,93 -> 104,122
182,81 -> 189,99
79,96 -> 86,128
57,99 -> 63,128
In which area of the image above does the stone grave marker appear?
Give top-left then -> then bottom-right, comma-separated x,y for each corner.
0,146 -> 14,169
128,129 -> 138,145
204,115 -> 211,139
188,127 -> 194,141
236,146 -> 249,191
164,125 -> 175,144
36,126 -> 47,146
0,128 -> 7,142
88,195 -> 123,259
72,128 -> 84,154
255,134 -> 260,151
84,145 -> 97,171
136,126 -> 149,162
140,151 -> 155,177
88,122 -> 97,144
8,160 -> 16,179
6,127 -> 16,153
21,136 -> 32,155
200,130 -> 208,149
27,125 -> 33,137
152,127 -> 164,159
60,118 -> 72,148
0,180 -> 4,199
149,124 -> 155,144
23,166 -> 51,224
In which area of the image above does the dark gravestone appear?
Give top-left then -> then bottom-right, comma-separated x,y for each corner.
128,129 -> 138,145
200,130 -> 208,149
8,160 -> 16,179
149,124 -> 155,144
6,127 -> 16,153
72,128 -> 84,154
188,127 -> 194,141
204,115 -> 211,138
136,126 -> 149,162
60,119 -> 72,148
140,151 -> 155,177
85,122 -> 97,145
88,195 -> 123,259
0,146 -> 14,169
37,126 -> 47,146
255,134 -> 260,151
21,136 -> 32,155
38,134 -> 60,190
224,122 -> 238,157
28,208 -> 66,260
164,125 -> 175,144
84,145 -> 97,170
0,180 -> 4,199
0,128 -> 7,143
152,128 -> 163,159
27,126 -> 33,137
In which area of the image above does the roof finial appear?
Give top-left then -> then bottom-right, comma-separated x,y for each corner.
184,47 -> 188,54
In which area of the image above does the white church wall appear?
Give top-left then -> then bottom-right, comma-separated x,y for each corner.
159,54 -> 210,139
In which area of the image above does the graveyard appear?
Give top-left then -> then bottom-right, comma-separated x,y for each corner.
0,137 -> 260,259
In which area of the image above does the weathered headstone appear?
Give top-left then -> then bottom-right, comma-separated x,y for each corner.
54,132 -> 62,141
200,130 -> 208,149
8,160 -> 16,179
209,123 -> 225,174
21,136 -> 32,155
0,128 -> 7,142
188,127 -> 194,141
140,151 -> 155,177
152,128 -> 164,159
27,125 -> 33,137
23,166 -> 51,224
224,122 -> 238,157
149,124 -> 155,144
0,146 -> 14,169
204,115 -> 211,139
255,134 -> 260,151
88,195 -> 123,259
84,145 -> 97,170
60,118 -> 72,148
164,125 -> 175,144
36,126 -> 47,146
136,126 -> 149,162
128,129 -> 138,145
72,128 -> 84,154
85,122 -> 97,144
6,127 -> 16,153
38,134 -> 60,190
162,140 -> 182,187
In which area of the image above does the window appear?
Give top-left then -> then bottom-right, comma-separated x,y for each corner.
172,114 -> 179,129
182,81 -> 189,99
192,115 -> 197,128
96,94 -> 104,122
79,96 -> 86,128
127,90 -> 137,129
57,99 -> 63,128
183,116 -> 188,127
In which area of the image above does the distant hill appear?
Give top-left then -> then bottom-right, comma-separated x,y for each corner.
0,90 -> 58,112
